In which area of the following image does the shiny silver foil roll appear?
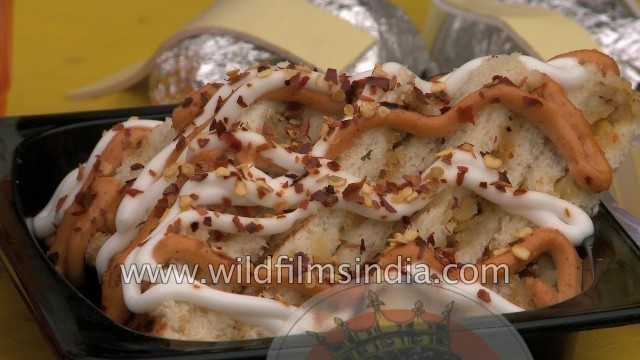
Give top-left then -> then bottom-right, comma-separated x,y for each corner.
149,0 -> 435,104
432,0 -> 640,88
502,0 -> 640,88
430,15 -> 528,73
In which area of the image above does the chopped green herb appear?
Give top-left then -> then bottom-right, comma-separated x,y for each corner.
360,149 -> 373,161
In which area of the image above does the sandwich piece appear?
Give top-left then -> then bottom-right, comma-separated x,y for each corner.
33,50 -> 639,341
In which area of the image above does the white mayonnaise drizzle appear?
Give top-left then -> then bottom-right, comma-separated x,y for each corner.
35,54 -> 595,330
32,119 -> 162,239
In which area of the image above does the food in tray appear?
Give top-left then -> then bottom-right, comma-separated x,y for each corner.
32,49 -> 639,340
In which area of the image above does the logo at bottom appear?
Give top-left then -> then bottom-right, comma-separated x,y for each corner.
268,282 -> 532,360
307,290 -> 462,359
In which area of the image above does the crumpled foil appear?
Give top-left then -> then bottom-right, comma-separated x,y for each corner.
432,0 -> 640,89
430,15 -> 528,73
502,0 -> 640,89
149,0 -> 435,104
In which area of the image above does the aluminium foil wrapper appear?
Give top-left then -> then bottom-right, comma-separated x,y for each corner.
149,0 -> 435,104
432,0 -> 640,89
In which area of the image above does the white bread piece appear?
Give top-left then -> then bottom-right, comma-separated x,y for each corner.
272,126 -> 401,261
114,118 -> 177,184
85,231 -> 110,266
146,300 -> 237,341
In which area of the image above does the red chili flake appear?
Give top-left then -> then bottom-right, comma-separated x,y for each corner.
441,153 -> 453,165
74,190 -> 96,209
220,132 -> 242,152
55,195 -> 68,212
340,76 -> 352,93
379,196 -> 397,213
342,178 -> 366,202
294,182 -> 304,194
172,219 -> 181,234
456,105 -> 475,124
415,236 -> 427,259
203,216 -> 212,227
246,222 -> 259,234
523,96 -> 542,108
181,96 -> 193,107
311,190 -> 328,202
300,116 -> 311,137
163,183 -> 179,196
189,173 -> 208,182
371,200 -> 380,210
385,181 -> 399,194
403,174 -> 421,186
200,91 -> 211,104
478,91 -> 485,99
355,95 -> 374,103
323,194 -> 339,207
125,188 -> 144,197
175,136 -> 187,153
497,171 -> 512,186
298,199 -> 310,210
302,156 -> 321,172
190,222 -> 199,232
456,166 -> 469,186
584,176 -> 592,186
442,248 -> 456,264
297,76 -> 310,90
513,188 -> 528,196
197,138 -> 210,148
366,76 -> 390,91
220,197 -> 232,213
340,119 -> 352,129
324,68 -> 338,84
413,86 -> 426,104
257,123 -> 274,139
425,233 -> 435,247
439,106 -> 451,114
298,142 -> 312,154
326,161 -> 341,172
479,182 -> 488,189
149,169 -> 157,177
450,196 -> 459,210
237,96 -> 248,108
477,289 -> 491,303
111,123 -> 125,131
286,72 -> 301,86
228,71 -> 250,85
129,163 -> 144,171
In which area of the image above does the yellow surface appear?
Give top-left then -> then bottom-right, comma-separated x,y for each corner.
7,0 -> 212,116
68,0 -> 376,100
3,1 -> 640,360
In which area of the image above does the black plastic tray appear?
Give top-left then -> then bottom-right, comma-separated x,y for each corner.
1,106 -> 640,359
